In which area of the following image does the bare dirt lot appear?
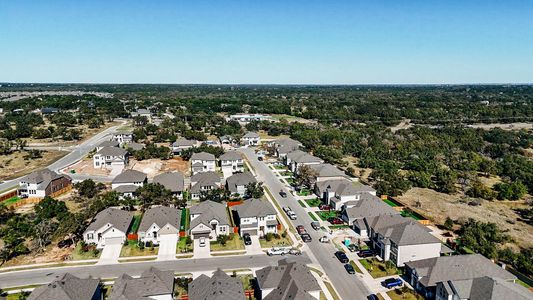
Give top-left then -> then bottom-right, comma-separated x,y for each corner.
1,244 -> 74,267
0,150 -> 67,181
397,188 -> 533,249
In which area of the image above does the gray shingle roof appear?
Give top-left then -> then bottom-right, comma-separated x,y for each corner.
441,276 -> 533,300
84,207 -> 133,233
190,200 -> 230,227
113,185 -> 139,194
153,172 -> 184,192
188,269 -> 245,300
190,151 -> 216,161
125,142 -> 145,151
138,206 -> 181,233
226,172 -> 256,194
308,164 -> 346,178
109,267 -> 174,300
343,194 -> 399,220
365,214 -> 440,246
232,198 -> 276,218
97,146 -> 128,157
190,172 -> 221,193
98,140 -> 119,148
242,132 -> 259,138
316,179 -> 360,197
286,150 -> 322,164
28,273 -> 100,300
256,259 -> 320,300
172,138 -> 196,147
112,169 -> 147,184
219,151 -> 242,161
405,254 -> 516,287
20,168 -> 70,187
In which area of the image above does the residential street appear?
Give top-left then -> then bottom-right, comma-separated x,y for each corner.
0,253 -> 311,288
239,147 -> 372,300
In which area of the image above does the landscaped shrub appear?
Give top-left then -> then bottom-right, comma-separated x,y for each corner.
265,233 -> 274,241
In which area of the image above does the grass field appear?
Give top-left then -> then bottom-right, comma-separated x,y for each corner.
71,243 -> 101,260
129,214 -> 142,233
120,240 -> 158,257
359,258 -> 401,278
387,289 -> 423,300
259,235 -> 292,248
1,196 -> 21,206
177,237 -> 193,253
210,236 -> 245,251
305,198 -> 322,207
317,211 -> 338,221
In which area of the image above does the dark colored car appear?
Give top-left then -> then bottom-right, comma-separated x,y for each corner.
301,233 -> 312,243
347,244 -> 359,252
382,278 -> 403,289
335,251 -> 349,263
279,190 -> 287,198
328,217 -> 344,225
367,294 -> 379,300
319,204 -> 331,211
311,221 -> 320,230
358,249 -> 374,258
296,225 -> 307,235
344,263 -> 355,274
243,233 -> 252,245
258,157 -> 263,161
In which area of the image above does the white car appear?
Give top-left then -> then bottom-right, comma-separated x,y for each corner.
288,212 -> 297,220
199,237 -> 206,247
319,236 -> 330,243
267,247 -> 291,256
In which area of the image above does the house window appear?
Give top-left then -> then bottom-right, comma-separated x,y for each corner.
87,233 -> 94,240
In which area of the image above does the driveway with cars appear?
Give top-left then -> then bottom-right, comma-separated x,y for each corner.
193,238 -> 211,258
244,235 -> 263,255
157,234 -> 178,261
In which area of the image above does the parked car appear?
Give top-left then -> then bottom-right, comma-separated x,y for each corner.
296,225 -> 307,235
327,217 -> 344,225
258,157 -> 263,161
344,263 -> 356,274
289,248 -> 302,255
243,233 -> 252,245
319,236 -> 329,243
288,212 -> 297,220
301,233 -> 312,243
279,190 -> 287,198
367,294 -> 379,300
382,278 -> 403,289
347,244 -> 359,252
358,249 -> 374,258
335,251 -> 349,263
311,221 -> 320,230
319,204 -> 331,211
267,247 -> 290,256
283,206 -> 292,213
199,237 -> 206,247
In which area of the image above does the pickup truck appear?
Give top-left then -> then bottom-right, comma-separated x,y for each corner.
382,278 -> 403,289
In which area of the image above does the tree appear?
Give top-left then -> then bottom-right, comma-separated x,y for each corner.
493,182 -> 527,200
457,219 -> 509,259
34,197 -> 69,222
296,165 -> 318,189
245,182 -> 264,199
32,219 -> 57,252
199,188 -> 230,203
136,183 -> 174,209
74,179 -> 104,198
443,217 -> 454,230
217,234 -> 229,246
466,180 -> 495,200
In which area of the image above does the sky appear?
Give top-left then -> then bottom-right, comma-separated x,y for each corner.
0,1 -> 532,84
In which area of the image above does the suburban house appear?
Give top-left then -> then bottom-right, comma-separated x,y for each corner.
137,206 -> 181,245
28,273 -> 102,300
109,267 -> 174,300
95,140 -> 119,152
271,137 -> 302,158
219,135 -> 237,145
92,146 -> 128,170
255,259 -> 321,300
153,171 -> 185,198
308,163 -> 347,182
219,151 -> 244,174
111,132 -> 134,146
111,169 -> 147,198
18,169 -> 72,198
405,254 -> 517,299
365,214 -> 442,267
171,138 -> 197,155
188,269 -> 245,300
190,151 -> 216,174
83,207 -> 133,248
241,131 -> 260,146
232,198 -> 278,237
435,276 -> 533,300
190,171 -> 221,200
226,172 -> 257,197
315,179 -> 377,210
189,200 -> 231,240
130,108 -> 152,122
341,194 -> 400,236
285,150 -> 323,174
125,141 -> 145,151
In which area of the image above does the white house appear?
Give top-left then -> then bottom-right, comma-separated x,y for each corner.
189,200 -> 231,240
92,146 -> 128,171
112,132 -> 134,146
190,152 -> 216,175
137,206 -> 181,245
18,169 -> 72,199
111,169 -> 147,198
315,179 -> 376,210
83,207 -> 133,248
219,151 -> 244,175
232,198 -> 278,237
241,132 -> 260,146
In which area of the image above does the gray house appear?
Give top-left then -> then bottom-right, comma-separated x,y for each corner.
109,267 -> 174,300
308,163 -> 347,182
83,207 -> 133,249
189,200 -> 231,240
285,150 -> 323,174
172,138 -> 197,155
241,131 -> 260,146
28,273 -> 101,300
111,169 -> 147,198
315,179 -> 373,210
255,259 -> 321,300
153,171 -> 185,198
95,140 -> 119,152
271,137 -> 301,158
220,151 -> 244,174
341,193 -> 400,236
436,276 -> 533,300
190,151 -> 216,174
138,206 -> 181,245
188,269 -> 245,300
190,171 -> 221,200
232,198 -> 278,237
226,172 -> 257,197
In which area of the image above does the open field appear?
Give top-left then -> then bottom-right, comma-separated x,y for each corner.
397,188 -> 533,249
0,150 -> 67,181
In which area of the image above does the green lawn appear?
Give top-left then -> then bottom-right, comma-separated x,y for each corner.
517,279 -> 532,288
71,243 -> 101,260
177,236 -> 193,253
297,189 -> 312,196
285,177 -> 296,185
359,258 -> 401,278
180,209 -> 189,231
308,212 -> 318,221
349,260 -> 363,274
129,214 -> 142,233
120,240 -> 158,257
281,171 -> 294,177
317,211 -> 338,221
259,234 -> 292,248
1,196 -> 21,206
274,165 -> 286,170
210,235 -> 245,251
383,199 -> 400,207
387,289 -> 423,300
305,198 -> 322,207
239,274 -> 254,290
298,200 -> 306,207
400,209 -> 424,221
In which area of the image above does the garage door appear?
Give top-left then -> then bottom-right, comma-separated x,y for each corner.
192,232 -> 210,239
105,237 -> 123,245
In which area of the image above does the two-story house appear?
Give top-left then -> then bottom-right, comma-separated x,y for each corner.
112,132 -> 134,146
308,163 -> 347,183
190,171 -> 221,200
219,151 -> 244,175
285,150 -> 323,174
83,207 -> 133,248
189,200 -> 231,240
95,140 -> 119,152
241,132 -> 260,146
137,206 -> 181,245
315,179 -> 376,210
270,137 -> 302,158
111,169 -> 147,198
341,193 -> 399,236
18,169 -> 72,198
92,146 -> 129,171
190,152 -> 216,175
226,172 -> 257,198
232,199 -> 278,237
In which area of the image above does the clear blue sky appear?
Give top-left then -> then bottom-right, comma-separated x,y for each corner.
1,1 -> 532,84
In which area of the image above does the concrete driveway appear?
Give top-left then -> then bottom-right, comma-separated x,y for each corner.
157,234 -> 178,261
193,238 -> 211,258
245,235 -> 264,255
97,242 -> 123,265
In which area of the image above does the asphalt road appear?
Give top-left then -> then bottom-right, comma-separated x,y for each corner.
239,148 -> 371,300
0,254 -> 311,288
0,122 -> 125,191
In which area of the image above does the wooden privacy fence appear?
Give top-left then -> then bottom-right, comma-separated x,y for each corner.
0,190 -> 18,203
49,185 -> 72,198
